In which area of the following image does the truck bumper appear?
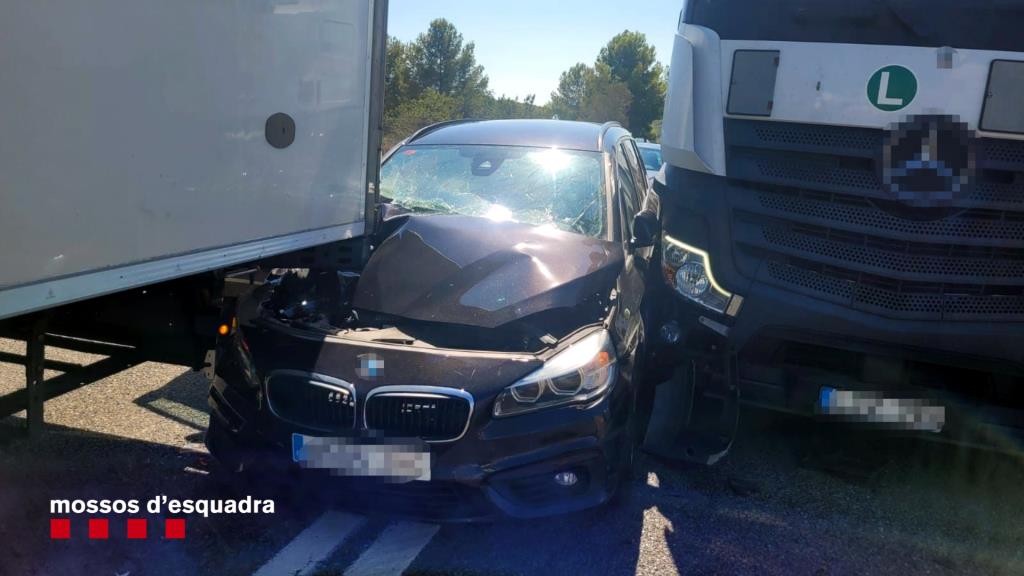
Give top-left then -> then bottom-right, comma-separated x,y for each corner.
654,166 -> 1024,448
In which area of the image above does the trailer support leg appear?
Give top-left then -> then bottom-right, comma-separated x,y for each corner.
25,316 -> 47,437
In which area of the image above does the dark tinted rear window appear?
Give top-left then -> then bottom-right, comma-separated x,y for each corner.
684,0 -> 1024,52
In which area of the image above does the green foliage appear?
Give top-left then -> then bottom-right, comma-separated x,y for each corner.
550,63 -> 593,121
384,37 -> 409,113
405,19 -> 490,117
383,20 -> 554,150
549,63 -> 631,126
383,89 -> 458,151
480,94 -> 548,121
597,31 -> 666,139
580,63 -> 632,126
547,32 -> 666,137
405,20 -> 487,96
381,20 -> 666,149
649,118 -> 663,142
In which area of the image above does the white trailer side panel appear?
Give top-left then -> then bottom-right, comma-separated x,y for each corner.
0,0 -> 377,319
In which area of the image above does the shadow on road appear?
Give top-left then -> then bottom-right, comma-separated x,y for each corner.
134,369 -> 211,439
3,380 -> 1024,576
632,408 -> 1024,575
411,408 -> 1024,576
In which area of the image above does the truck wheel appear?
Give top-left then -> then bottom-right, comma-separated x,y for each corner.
643,356 -> 738,466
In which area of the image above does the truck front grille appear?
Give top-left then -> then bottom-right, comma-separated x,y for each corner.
364,389 -> 472,442
726,118 -> 1024,321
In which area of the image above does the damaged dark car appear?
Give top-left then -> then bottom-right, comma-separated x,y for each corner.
206,119 -> 662,519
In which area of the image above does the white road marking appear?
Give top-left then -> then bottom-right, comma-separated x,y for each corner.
252,511 -> 365,576
344,521 -> 439,576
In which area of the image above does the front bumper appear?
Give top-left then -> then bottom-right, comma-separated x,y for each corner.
654,167 -> 1024,446
206,367 -> 632,521
712,279 -> 1024,445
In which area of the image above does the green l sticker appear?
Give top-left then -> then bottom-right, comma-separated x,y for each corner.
867,65 -> 917,111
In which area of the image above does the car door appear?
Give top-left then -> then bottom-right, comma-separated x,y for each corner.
624,139 -> 660,264
612,139 -> 647,358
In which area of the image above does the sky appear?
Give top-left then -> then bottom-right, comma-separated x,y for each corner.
387,0 -> 683,105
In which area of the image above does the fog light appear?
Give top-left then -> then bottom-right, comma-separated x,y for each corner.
553,471 -> 578,487
660,321 -> 681,344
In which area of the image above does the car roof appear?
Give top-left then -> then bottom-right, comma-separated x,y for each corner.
407,119 -> 626,152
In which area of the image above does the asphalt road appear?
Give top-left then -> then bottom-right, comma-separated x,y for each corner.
1,337 -> 1023,576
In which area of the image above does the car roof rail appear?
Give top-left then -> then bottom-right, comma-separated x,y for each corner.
598,121 -> 622,149
406,118 -> 481,144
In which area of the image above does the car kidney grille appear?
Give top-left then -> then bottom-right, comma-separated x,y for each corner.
266,373 -> 355,431
725,118 -> 1024,321
365,392 -> 471,442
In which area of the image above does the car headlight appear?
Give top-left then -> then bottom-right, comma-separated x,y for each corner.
493,329 -> 617,417
662,235 -> 738,315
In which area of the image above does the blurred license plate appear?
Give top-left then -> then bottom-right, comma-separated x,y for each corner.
819,387 -> 945,433
291,434 -> 431,481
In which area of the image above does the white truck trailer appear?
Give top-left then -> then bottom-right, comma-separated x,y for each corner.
0,0 -> 388,433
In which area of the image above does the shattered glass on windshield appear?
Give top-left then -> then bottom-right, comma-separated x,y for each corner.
380,145 -> 606,238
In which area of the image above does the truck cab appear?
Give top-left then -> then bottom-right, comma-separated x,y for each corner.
650,0 -> 1024,460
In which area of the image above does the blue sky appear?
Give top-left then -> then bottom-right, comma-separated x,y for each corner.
388,0 -> 683,105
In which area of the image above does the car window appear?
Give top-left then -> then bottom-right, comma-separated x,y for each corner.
381,144 -> 606,238
639,146 -> 663,172
615,144 -> 641,242
626,141 -> 650,194
619,141 -> 643,207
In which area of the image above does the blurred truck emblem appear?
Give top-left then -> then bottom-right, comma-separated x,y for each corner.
882,114 -> 977,207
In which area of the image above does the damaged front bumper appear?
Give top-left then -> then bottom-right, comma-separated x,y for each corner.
205,320 -> 635,521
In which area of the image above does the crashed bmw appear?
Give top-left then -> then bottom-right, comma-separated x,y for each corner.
205,119 -> 660,519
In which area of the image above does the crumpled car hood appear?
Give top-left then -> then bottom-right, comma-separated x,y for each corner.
353,215 -> 622,329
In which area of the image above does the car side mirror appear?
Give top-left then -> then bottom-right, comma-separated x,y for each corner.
631,210 -> 660,249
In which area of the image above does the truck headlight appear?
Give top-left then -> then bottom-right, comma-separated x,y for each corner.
663,236 -> 737,315
493,329 -> 617,417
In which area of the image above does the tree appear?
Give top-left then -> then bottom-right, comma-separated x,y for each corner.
383,89 -> 459,151
406,19 -> 490,116
548,63 -> 631,125
649,119 -> 663,142
550,63 -> 594,121
479,94 -> 550,121
579,63 -> 632,126
597,31 -> 666,138
382,21 -> 555,147
385,37 -> 410,113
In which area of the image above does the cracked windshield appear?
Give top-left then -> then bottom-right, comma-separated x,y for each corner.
381,145 -> 605,237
